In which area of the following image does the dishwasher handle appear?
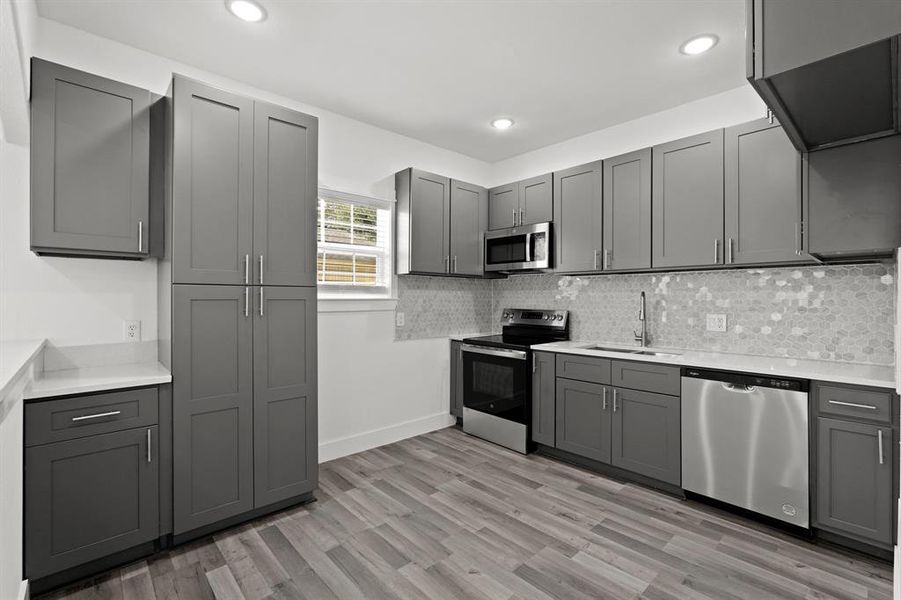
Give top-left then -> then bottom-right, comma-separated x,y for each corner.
722,382 -> 757,393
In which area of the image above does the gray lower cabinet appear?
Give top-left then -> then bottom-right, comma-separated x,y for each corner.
25,426 -> 159,580
30,59 -> 151,258
253,102 -> 319,286
531,352 -> 556,446
725,118 -> 803,265
602,148 -> 651,271
488,183 -> 518,230
172,285 -> 254,535
253,286 -> 318,507
449,180 -> 487,276
610,388 -> 680,485
555,378 -> 611,463
553,161 -> 602,273
815,417 -> 893,546
652,130 -> 725,269
450,341 -> 463,418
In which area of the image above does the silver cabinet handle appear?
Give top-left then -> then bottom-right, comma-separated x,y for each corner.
519,208 -> 525,227
612,389 -> 618,412
602,387 -> 608,410
244,287 -> 249,317
878,429 -> 885,465
713,239 -> 720,264
768,109 -> 774,124
138,220 -> 144,252
727,238 -> 734,264
593,249 -> 597,270
453,256 -> 457,273
828,399 -> 877,410
244,254 -> 250,284
147,428 -> 152,463
532,355 -> 537,373
259,255 -> 264,284
71,410 -> 121,422
444,256 -> 450,273
795,223 -> 801,256
259,287 -> 264,317
603,249 -> 609,270
512,208 -> 517,227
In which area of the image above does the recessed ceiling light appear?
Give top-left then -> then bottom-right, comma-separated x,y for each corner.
491,118 -> 514,130
680,34 -> 719,55
226,0 -> 266,22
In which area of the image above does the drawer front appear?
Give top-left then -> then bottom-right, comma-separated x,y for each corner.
556,354 -> 611,385
26,387 -> 159,447
816,384 -> 893,424
611,360 -> 681,396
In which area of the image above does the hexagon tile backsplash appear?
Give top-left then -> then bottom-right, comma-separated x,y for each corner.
396,263 -> 897,365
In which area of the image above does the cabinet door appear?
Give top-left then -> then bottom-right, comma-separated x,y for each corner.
450,341 -> 463,418
804,135 -> 901,257
253,102 -> 318,286
254,287 -> 318,507
611,389 -> 680,485
519,173 -> 553,226
172,285 -> 253,534
553,162 -> 602,273
25,427 -> 159,579
652,130 -> 725,268
725,119 -> 802,265
531,352 -> 556,446
409,169 -> 450,274
555,379 -> 611,463
449,180 -> 487,276
816,417 -> 893,546
172,76 -> 254,285
488,183 -> 517,230
603,148 -> 651,271
30,59 -> 150,257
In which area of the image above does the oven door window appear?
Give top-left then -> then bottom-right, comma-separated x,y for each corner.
462,350 -> 528,424
486,234 -> 527,266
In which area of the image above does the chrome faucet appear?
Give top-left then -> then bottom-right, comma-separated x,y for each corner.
633,291 -> 648,347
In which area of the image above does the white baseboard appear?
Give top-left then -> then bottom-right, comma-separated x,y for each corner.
319,412 -> 455,463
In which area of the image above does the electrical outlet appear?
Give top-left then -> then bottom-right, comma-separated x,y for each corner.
124,320 -> 141,342
395,311 -> 405,327
706,314 -> 727,332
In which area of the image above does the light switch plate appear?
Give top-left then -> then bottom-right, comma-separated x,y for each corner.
395,312 -> 405,327
124,320 -> 141,342
706,314 -> 727,332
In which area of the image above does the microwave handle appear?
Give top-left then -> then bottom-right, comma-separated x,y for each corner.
525,233 -> 532,262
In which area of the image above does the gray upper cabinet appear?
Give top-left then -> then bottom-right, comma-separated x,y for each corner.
172,285 -> 254,535
253,286 -> 318,507
30,59 -> 151,258
488,183 -> 518,230
553,162 -> 602,273
253,102 -> 319,286
803,135 -> 901,258
602,148 -> 651,271
449,180 -> 487,276
396,168 -> 450,275
725,118 -> 803,265
532,352 -> 556,446
652,130 -> 725,269
171,76 -> 254,285
816,417 -> 893,546
610,388 -> 680,485
555,378 -> 611,463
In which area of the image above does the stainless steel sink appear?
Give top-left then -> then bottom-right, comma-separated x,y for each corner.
631,350 -> 682,357
586,346 -> 638,353
585,345 -> 682,358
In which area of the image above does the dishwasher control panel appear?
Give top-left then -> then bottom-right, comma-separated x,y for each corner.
683,368 -> 808,392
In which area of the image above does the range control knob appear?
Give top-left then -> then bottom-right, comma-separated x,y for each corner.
543,315 -> 549,320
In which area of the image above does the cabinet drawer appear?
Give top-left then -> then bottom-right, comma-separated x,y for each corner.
556,354 -> 611,385
816,384 -> 893,424
26,387 -> 158,447
611,360 -> 681,396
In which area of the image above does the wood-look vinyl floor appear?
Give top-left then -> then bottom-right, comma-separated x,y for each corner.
39,426 -> 893,600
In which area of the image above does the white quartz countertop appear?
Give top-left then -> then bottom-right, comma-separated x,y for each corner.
532,341 -> 896,389
25,362 -> 172,400
0,339 -> 46,399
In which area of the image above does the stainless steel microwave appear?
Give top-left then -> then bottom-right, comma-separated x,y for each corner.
484,222 -> 552,272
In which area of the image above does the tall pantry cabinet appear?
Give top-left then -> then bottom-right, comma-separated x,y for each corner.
157,75 -> 319,538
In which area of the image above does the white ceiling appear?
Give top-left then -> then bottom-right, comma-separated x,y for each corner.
35,0 -> 748,162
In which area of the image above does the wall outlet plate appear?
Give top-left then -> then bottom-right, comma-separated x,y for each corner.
706,314 -> 727,332
395,311 -> 405,327
124,320 -> 141,342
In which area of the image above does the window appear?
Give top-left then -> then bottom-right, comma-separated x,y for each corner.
317,188 -> 393,298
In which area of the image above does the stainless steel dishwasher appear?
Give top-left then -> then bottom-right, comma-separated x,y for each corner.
681,368 -> 810,528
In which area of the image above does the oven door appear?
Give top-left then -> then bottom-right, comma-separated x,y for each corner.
484,222 -> 552,272
461,344 -> 529,424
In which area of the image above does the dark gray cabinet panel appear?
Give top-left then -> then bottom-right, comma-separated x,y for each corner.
449,180 -> 487,276
25,427 -> 159,579
553,162 -> 602,273
172,285 -> 253,534
253,287 -> 317,507
803,135 -> 901,257
555,379 -> 611,463
725,119 -> 802,265
652,130 -> 725,268
253,102 -> 318,286
532,352 -> 556,446
816,417 -> 893,546
172,76 -> 254,284
30,59 -> 150,257
519,173 -> 553,226
556,354 -> 611,385
611,361 -> 681,397
488,183 -> 517,230
611,388 -> 680,485
450,341 -> 463,418
602,148 -> 651,271
396,168 -> 450,274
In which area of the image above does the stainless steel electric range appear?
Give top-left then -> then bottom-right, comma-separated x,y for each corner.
461,309 -> 569,453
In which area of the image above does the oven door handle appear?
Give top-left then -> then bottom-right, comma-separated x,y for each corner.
461,344 -> 528,361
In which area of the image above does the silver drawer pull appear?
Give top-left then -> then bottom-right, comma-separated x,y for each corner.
877,430 -> 885,465
147,428 -> 152,463
71,410 -> 121,422
828,400 -> 877,410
